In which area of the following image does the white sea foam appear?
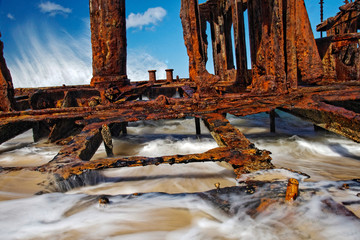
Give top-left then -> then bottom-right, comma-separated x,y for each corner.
0,181 -> 360,240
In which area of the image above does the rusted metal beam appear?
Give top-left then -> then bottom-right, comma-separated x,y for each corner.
48,147 -> 238,179
40,123 -> 103,174
202,113 -> 273,175
282,101 -> 360,142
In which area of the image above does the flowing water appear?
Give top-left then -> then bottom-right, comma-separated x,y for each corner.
0,113 -> 360,239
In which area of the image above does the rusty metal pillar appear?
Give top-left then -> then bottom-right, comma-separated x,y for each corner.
148,70 -> 157,83
209,7 -> 234,79
0,33 -> 16,112
90,0 -> 128,88
180,0 -> 207,81
247,0 -> 287,93
165,69 -> 174,83
232,0 -> 248,86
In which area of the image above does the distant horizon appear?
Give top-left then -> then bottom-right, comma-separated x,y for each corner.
0,0 -> 345,88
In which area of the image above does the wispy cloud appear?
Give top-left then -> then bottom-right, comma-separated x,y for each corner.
7,13 -> 15,20
127,7 -> 167,30
6,22 -> 168,87
8,22 -> 92,88
38,1 -> 72,17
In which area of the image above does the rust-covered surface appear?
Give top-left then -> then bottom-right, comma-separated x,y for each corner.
0,0 -> 360,205
89,0 -> 128,88
0,33 -> 16,112
316,0 -> 360,82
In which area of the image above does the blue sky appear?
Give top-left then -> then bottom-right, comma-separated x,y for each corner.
0,0 -> 345,87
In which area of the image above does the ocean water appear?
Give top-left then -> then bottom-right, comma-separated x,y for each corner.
0,114 -> 360,239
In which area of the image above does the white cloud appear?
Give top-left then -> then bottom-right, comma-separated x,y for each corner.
127,7 -> 167,30
7,13 -> 15,20
38,1 -> 72,17
7,22 -> 168,87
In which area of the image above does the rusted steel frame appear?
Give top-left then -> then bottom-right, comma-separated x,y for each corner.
50,147 -> 237,179
317,1 -> 360,34
42,123 -> 103,173
1,85 -> 360,124
247,0 -> 323,92
15,86 -> 96,97
0,121 -> 33,145
48,119 -> 83,144
203,1 -> 235,80
282,101 -> 360,142
202,113 -> 251,148
43,145 -> 272,180
202,113 -> 273,174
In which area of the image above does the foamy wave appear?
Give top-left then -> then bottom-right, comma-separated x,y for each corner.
137,137 -> 217,157
1,181 -> 360,240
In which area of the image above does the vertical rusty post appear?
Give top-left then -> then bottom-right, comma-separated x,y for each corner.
209,6 -> 234,80
90,0 -> 128,88
165,69 -> 174,83
0,33 -> 16,112
270,109 -> 276,133
232,0 -> 249,86
180,0 -> 207,81
101,124 -> 114,157
195,117 -> 201,135
148,70 -> 157,83
247,0 -> 287,93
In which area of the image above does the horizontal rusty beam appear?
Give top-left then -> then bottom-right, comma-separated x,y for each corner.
282,101 -> 360,142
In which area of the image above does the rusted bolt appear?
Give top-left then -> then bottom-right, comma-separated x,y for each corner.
148,70 -> 156,83
214,182 -> 220,192
165,69 -> 174,83
341,183 -> 350,190
285,178 -> 299,201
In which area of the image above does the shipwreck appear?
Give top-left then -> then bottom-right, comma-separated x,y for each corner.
0,0 -> 360,216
